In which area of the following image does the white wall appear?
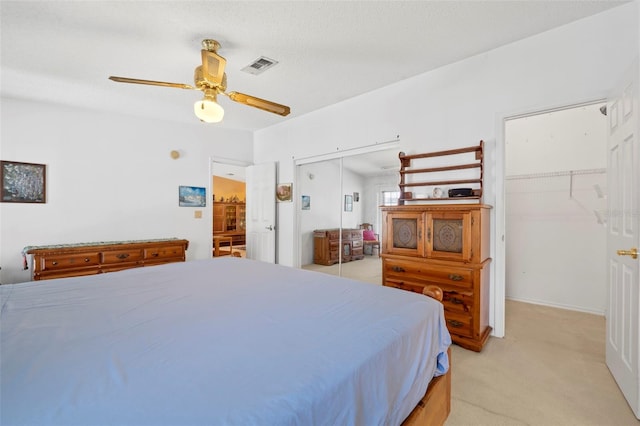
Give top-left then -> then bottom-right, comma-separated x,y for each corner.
506,103 -> 607,314
361,173 -> 398,230
255,3 -> 639,333
0,98 -> 253,284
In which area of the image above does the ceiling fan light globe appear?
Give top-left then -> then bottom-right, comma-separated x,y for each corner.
194,99 -> 224,123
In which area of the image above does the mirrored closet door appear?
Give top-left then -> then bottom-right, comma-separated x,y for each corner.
298,148 -> 399,283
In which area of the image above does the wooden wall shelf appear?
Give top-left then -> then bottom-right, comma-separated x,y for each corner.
398,141 -> 484,204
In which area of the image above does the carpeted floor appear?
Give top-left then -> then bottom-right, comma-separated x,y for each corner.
447,300 -> 637,425
302,257 -> 639,425
302,255 -> 382,285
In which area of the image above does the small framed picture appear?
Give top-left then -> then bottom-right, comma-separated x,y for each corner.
344,194 -> 353,212
353,192 -> 360,202
1,161 -> 46,203
276,183 -> 293,202
301,195 -> 310,210
179,185 -> 206,207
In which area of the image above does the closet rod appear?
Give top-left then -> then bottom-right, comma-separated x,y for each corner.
505,168 -> 605,181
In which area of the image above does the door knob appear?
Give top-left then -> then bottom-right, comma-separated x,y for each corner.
265,225 -> 274,231
617,247 -> 638,259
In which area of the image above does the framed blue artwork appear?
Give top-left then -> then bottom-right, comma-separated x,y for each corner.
179,185 -> 206,207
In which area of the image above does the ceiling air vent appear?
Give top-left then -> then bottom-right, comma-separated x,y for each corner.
241,56 -> 278,75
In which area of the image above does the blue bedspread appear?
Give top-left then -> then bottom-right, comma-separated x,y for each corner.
1,258 -> 450,425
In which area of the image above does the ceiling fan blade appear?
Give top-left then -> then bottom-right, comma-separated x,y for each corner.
109,76 -> 195,90
201,50 -> 226,86
226,91 -> 290,116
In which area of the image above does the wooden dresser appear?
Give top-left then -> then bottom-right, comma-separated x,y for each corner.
313,228 -> 364,266
25,239 -> 189,281
381,204 -> 491,352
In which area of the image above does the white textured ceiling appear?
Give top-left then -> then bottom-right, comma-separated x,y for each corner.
0,1 -> 628,132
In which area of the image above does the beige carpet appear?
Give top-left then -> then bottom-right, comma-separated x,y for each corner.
447,300 -> 637,425
302,255 -> 382,285
302,258 -> 639,425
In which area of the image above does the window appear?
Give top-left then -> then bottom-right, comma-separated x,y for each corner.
382,191 -> 400,206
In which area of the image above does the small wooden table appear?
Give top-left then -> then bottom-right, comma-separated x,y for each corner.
213,236 -> 233,257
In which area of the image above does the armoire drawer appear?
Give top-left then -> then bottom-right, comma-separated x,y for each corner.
442,288 -> 474,314
385,279 -> 424,294
417,265 -> 474,289
384,259 -> 473,289
444,311 -> 474,339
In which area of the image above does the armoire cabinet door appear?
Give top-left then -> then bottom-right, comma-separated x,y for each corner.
382,211 -> 425,257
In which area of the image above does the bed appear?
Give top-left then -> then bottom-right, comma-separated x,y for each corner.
1,257 -> 451,425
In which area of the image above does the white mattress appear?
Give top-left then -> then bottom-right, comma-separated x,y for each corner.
1,258 -> 450,425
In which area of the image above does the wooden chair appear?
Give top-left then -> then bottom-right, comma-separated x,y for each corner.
359,223 -> 381,257
213,235 -> 233,257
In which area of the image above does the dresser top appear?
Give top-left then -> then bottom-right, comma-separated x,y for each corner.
24,238 -> 188,254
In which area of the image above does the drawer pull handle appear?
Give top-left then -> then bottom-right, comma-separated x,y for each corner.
116,253 -> 130,260
451,297 -> 464,305
447,319 -> 463,328
151,252 -> 159,257
84,258 -> 91,262
448,274 -> 463,281
391,266 -> 405,272
51,261 -> 58,266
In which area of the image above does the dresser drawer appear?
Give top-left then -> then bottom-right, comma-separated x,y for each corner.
328,231 -> 339,239
352,239 -> 363,248
39,253 -> 100,271
442,288 -> 474,314
444,311 -> 474,339
420,264 -> 473,288
143,245 -> 185,261
385,279 -> 424,294
384,259 -> 473,289
101,249 -> 143,265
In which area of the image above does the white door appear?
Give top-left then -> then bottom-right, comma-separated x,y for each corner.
606,58 -> 639,419
246,162 -> 276,263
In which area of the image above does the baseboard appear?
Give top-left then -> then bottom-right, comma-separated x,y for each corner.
506,296 -> 604,316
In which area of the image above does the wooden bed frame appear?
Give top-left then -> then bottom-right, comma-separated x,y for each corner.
402,285 -> 452,426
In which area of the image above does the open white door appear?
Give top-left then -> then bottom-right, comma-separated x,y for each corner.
606,58 -> 639,419
246,162 -> 276,263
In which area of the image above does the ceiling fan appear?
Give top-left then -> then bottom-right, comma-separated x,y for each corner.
109,39 -> 290,123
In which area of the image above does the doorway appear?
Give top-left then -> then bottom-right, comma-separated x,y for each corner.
211,161 -> 248,258
504,102 -> 607,314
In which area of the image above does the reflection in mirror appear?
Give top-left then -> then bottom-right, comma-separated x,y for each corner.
299,148 -> 399,284
298,158 -> 342,268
